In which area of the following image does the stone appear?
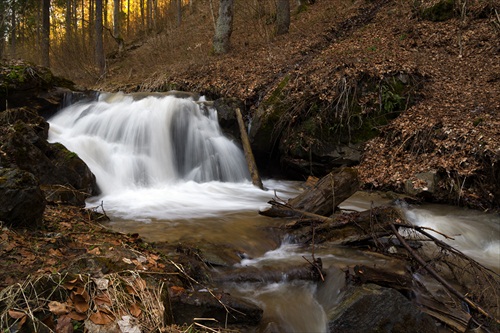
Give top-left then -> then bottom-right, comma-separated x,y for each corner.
0,168 -> 46,229
405,170 -> 438,198
327,284 -> 437,333
169,288 -> 263,327
0,115 -> 99,204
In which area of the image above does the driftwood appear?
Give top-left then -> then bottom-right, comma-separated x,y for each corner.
290,167 -> 360,216
260,167 -> 359,218
390,224 -> 500,327
235,108 -> 263,190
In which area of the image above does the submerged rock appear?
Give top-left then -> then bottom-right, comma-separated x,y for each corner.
327,283 -> 437,333
169,287 -> 263,327
0,168 -> 46,229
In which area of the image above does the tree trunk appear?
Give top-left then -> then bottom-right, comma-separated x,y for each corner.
176,0 -> 182,27
65,0 -> 72,44
95,0 -> 105,76
10,4 -> 16,59
212,0 -> 234,54
289,167 -> 360,216
41,0 -> 50,67
235,108 -> 264,190
113,0 -> 121,38
276,0 -> 290,35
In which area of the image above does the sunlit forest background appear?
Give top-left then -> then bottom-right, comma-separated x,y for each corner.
0,0 -> 304,86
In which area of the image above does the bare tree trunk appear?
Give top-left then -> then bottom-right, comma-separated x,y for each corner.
113,0 -> 121,37
176,0 -> 182,27
95,0 -> 105,76
41,0 -> 50,67
213,0 -> 234,54
10,4 -> 16,58
276,0 -> 290,35
65,0 -> 72,44
140,0 -> 144,30
127,0 -> 130,35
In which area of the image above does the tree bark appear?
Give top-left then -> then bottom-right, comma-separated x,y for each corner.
213,0 -> 234,54
235,108 -> 263,190
289,167 -> 360,216
276,0 -> 290,35
95,0 -> 105,76
41,0 -> 50,67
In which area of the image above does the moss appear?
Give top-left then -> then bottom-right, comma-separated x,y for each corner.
421,0 -> 456,22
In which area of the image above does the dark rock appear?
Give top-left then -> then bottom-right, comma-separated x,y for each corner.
41,184 -> 90,207
0,60 -> 75,116
169,288 -> 263,327
327,284 -> 437,333
0,168 -> 46,228
214,97 -> 246,143
0,112 -> 99,204
405,170 -> 438,199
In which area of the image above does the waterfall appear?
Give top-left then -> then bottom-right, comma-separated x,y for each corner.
48,92 -> 260,220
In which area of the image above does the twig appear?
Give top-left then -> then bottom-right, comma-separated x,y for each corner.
390,224 -> 500,325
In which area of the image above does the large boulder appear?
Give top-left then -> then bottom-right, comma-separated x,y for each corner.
0,168 -> 46,228
327,284 -> 437,333
0,60 -> 75,118
0,108 -> 98,206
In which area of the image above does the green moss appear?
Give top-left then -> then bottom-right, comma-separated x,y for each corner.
473,117 -> 483,126
421,0 -> 456,21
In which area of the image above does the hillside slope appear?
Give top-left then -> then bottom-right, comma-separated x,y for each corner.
93,0 -> 499,210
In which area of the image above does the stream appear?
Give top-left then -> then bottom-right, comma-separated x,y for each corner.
48,92 -> 500,332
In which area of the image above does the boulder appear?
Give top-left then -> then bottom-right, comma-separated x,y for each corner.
214,97 -> 246,143
0,109 -> 98,205
327,284 -> 437,333
0,168 -> 46,228
169,287 -> 263,328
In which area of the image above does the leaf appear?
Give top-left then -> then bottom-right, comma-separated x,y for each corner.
55,314 -> 73,333
129,303 -> 142,318
48,301 -> 70,315
87,247 -> 101,255
68,311 -> 87,321
89,310 -> 114,325
72,293 -> 90,314
8,309 -> 26,319
94,293 -> 112,306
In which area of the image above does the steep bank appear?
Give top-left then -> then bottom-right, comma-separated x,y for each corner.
95,0 -> 499,210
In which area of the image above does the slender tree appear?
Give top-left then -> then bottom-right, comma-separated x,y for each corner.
276,0 -> 290,35
176,0 -> 182,27
95,0 -> 105,75
41,0 -> 50,67
213,0 -> 234,54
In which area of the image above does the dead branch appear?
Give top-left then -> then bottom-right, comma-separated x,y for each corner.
390,224 -> 500,325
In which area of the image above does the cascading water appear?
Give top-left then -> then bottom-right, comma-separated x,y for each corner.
48,92 -> 277,221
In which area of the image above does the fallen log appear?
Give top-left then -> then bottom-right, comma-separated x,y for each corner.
260,167 -> 359,218
235,108 -> 263,190
289,167 -> 360,216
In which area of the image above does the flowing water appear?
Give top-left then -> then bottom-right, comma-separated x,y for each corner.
48,92 -> 500,332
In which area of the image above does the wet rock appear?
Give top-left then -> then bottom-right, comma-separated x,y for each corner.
0,168 -> 46,229
0,111 -> 98,204
405,170 -> 438,199
327,284 -> 437,333
0,60 -> 75,116
169,288 -> 263,327
214,97 -> 246,143
41,184 -> 89,207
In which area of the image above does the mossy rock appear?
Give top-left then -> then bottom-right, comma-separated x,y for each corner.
419,0 -> 456,22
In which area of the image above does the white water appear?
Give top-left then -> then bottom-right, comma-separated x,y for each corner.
48,92 -> 299,220
48,92 -> 499,332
